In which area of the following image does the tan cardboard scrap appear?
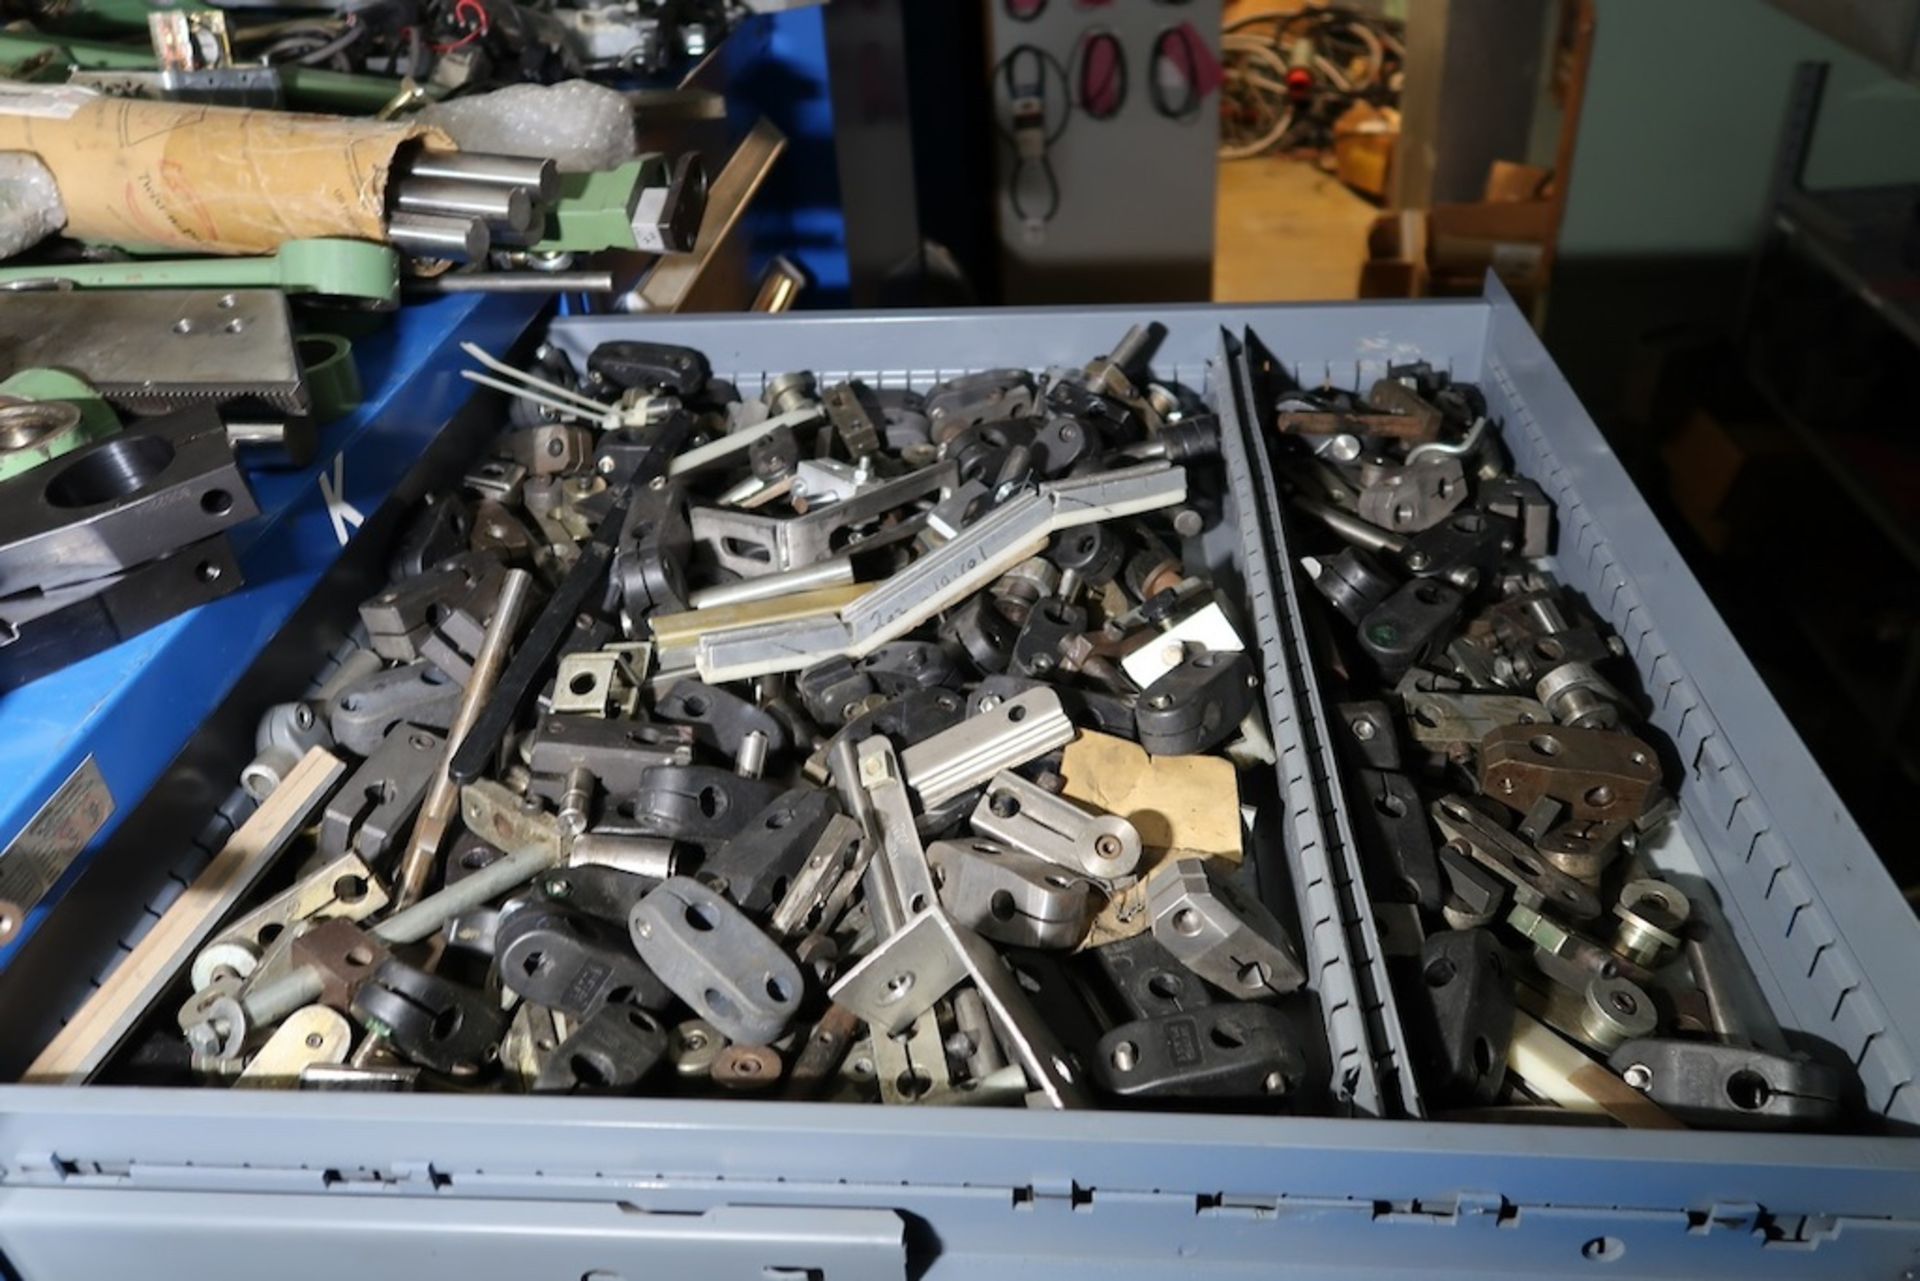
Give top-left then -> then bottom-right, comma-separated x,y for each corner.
0,94 -> 450,254
1060,731 -> 1242,860
1060,731 -> 1244,947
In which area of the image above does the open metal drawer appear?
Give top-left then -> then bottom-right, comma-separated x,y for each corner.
2,284 -> 1916,1281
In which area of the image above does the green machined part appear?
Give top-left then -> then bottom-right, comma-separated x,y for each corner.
279,66 -> 428,116
534,157 -> 671,254
26,0 -> 210,39
0,32 -> 152,76
0,239 -> 400,306
0,33 -> 418,115
298,332 -> 363,424
0,369 -> 118,481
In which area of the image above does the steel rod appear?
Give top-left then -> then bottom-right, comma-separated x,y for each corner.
394,567 -> 534,909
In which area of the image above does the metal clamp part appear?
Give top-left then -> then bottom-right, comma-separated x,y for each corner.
628,876 -> 803,1045
967,770 -> 1140,882
900,687 -> 1076,810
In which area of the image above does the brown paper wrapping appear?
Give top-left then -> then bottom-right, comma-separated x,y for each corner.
0,96 -> 452,255
1060,732 -> 1245,947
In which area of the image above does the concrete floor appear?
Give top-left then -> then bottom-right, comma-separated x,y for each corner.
1213,154 -> 1379,302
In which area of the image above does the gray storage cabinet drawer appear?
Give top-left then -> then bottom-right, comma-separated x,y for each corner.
2,282 -> 1917,1281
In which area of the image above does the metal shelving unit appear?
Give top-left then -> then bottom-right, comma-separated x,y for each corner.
1763,0 -> 1920,84
1738,59 -> 1920,798
1744,63 -> 1920,558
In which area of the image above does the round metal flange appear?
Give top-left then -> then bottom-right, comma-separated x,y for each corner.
712,1043 -> 783,1090
1577,975 -> 1657,1051
299,333 -> 363,424
0,395 -> 88,482
1611,878 -> 1689,968
670,1018 -> 724,1077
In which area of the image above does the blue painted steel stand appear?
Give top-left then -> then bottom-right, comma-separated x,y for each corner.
0,292 -> 547,967
724,8 -> 851,307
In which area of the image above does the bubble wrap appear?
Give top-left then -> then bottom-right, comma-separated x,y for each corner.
417,80 -> 637,174
0,153 -> 65,261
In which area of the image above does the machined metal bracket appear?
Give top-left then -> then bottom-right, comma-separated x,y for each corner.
191,853 -> 388,992
550,646 -> 647,717
317,725 -> 446,864
1146,858 -> 1306,998
968,770 -> 1141,882
694,464 -> 1187,680
234,1006 -> 352,1087
768,813 -> 864,942
1478,723 -> 1661,823
827,906 -> 1089,1108
851,735 -> 939,938
690,460 -> 956,579
526,714 -> 695,798
927,838 -> 1091,950
0,405 -> 259,596
326,661 -> 463,757
899,687 -> 1076,810
628,876 -> 803,1045
1117,596 -> 1246,690
1608,1038 -> 1845,1129
1402,692 -> 1551,747
1430,796 -> 1602,922
460,779 -> 564,861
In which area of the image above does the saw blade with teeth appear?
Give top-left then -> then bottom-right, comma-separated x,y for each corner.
0,289 -> 308,414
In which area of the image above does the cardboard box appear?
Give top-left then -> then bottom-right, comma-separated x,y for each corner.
1660,408 -> 1798,553
1426,199 -> 1555,292
1483,160 -> 1552,204
1358,159 -> 1560,302
1358,209 -> 1426,298
1332,102 -> 1399,203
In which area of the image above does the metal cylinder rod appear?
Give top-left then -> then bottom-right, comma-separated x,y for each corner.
394,568 -> 535,909
402,271 -> 617,296
952,987 -> 1006,1077
1108,323 -> 1153,369
688,555 -> 855,610
570,832 -> 678,880
406,151 -> 559,202
225,419 -> 288,450
386,211 -> 491,262
557,766 -> 593,837
1292,495 -> 1410,556
736,729 -> 769,779
393,177 -> 536,233
225,416 -> 317,469
379,845 -> 557,945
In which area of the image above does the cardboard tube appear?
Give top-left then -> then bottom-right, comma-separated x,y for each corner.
0,88 -> 451,254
